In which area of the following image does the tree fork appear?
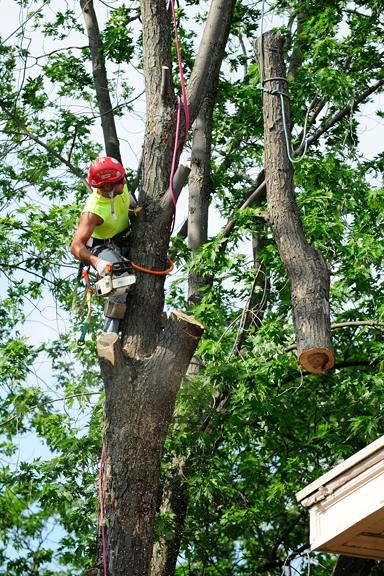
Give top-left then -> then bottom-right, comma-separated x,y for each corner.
255,31 -> 335,374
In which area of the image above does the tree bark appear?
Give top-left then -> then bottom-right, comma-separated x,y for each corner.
149,88 -> 219,576
256,31 -> 335,374
98,314 -> 203,576
150,455 -> 189,576
186,0 -> 236,124
233,222 -> 270,355
93,1 -> 237,573
80,0 -> 121,161
332,556 -> 375,576
125,0 -> 237,359
187,95 -> 214,304
151,20 -> 225,576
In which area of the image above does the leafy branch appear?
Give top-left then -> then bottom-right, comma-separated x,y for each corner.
0,98 -> 90,189
0,391 -> 100,427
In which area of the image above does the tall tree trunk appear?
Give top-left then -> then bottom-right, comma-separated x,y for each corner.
95,1 -> 236,574
256,31 -> 335,374
151,89 -> 219,576
98,315 -> 203,576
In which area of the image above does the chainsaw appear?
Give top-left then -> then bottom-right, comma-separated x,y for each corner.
95,261 -> 136,296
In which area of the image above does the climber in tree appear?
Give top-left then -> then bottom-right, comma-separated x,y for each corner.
71,156 -> 136,333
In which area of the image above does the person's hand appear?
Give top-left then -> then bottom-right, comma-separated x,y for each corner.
130,206 -> 142,216
95,259 -> 112,277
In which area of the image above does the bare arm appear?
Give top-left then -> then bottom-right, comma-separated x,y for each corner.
70,211 -> 103,268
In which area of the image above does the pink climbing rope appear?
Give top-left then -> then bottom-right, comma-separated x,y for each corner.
168,0 -> 191,233
99,445 -> 107,576
169,0 -> 190,138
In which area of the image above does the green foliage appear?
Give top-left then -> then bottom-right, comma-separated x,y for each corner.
1,0 -> 384,574
102,6 -> 135,63
41,9 -> 83,39
43,53 -> 93,98
22,76 -> 47,111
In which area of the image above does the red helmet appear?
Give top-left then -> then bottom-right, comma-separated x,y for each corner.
87,156 -> 126,187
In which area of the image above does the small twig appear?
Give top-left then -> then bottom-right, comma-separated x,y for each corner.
331,320 -> 384,330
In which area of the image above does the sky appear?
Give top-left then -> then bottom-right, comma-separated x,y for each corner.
1,0 -> 383,570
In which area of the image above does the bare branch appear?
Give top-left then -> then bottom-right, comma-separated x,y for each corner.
1,261 -> 69,285
296,78 -> 384,155
331,320 -> 384,330
32,46 -> 88,61
80,0 -> 121,160
187,0 -> 236,124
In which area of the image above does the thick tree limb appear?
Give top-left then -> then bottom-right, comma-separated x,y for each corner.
150,88 -> 218,576
186,0 -> 236,125
80,0 -> 121,160
138,0 -> 176,221
130,0 -> 237,355
146,312 -> 204,399
158,0 -> 236,215
159,164 -> 191,212
140,0 -> 173,112
187,90 -> 217,304
257,31 -> 335,374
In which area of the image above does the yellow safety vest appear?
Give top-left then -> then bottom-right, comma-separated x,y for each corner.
83,185 -> 130,240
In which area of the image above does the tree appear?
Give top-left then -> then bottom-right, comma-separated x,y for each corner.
1,0 -> 384,575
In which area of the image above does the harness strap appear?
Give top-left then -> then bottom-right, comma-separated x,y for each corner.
87,228 -> 131,250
